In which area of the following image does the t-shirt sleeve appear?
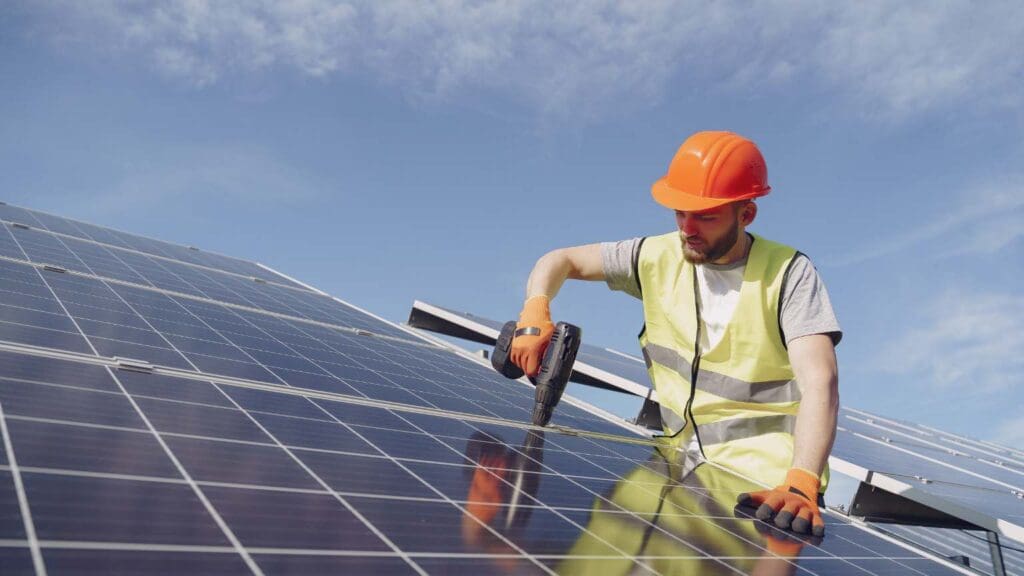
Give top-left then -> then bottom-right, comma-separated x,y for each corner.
601,238 -> 644,300
780,254 -> 842,346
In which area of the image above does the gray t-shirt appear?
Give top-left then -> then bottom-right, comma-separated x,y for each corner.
601,236 -> 842,346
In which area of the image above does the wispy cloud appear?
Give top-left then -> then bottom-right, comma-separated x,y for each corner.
47,142 -> 324,222
829,176 -> 1024,266
19,1 -> 1024,120
877,289 -> 1024,394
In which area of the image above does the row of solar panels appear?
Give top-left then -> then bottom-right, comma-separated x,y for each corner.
0,202 -> 982,574
406,301 -> 1024,574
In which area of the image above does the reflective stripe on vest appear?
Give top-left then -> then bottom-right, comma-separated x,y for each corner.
636,231 -> 827,489
643,342 -> 801,407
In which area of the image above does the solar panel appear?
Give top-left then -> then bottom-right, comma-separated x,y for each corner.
0,202 -> 974,574
876,525 -> 1024,575
407,303 -> 1024,557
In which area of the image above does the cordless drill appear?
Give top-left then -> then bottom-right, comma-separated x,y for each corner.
491,321 -> 581,426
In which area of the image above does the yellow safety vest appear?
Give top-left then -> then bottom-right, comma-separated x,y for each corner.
637,231 -> 828,490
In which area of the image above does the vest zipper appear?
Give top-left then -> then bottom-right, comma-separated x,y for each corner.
685,265 -> 706,458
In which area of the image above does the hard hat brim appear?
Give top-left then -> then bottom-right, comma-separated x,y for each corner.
651,177 -> 770,212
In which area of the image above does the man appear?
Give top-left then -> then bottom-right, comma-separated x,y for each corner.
508,131 -> 840,536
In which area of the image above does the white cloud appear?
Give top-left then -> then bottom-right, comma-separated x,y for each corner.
21,0 -> 1024,119
830,177 -> 1024,266
878,289 -> 1024,394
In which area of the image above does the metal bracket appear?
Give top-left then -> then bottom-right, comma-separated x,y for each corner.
42,264 -> 67,274
11,222 -> 30,230
634,393 -> 664,430
252,277 -> 267,284
848,482 -> 977,529
114,357 -> 155,374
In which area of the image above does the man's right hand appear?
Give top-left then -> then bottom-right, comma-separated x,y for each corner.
510,295 -> 554,377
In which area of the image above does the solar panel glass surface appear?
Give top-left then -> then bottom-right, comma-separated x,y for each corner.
0,205 -> 973,574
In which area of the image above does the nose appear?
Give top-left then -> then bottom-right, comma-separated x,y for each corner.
676,212 -> 697,236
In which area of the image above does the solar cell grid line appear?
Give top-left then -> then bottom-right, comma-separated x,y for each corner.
847,407 -> 1024,472
13,270 -> 431,573
1,202 -> 308,289
3,260 -> 263,574
376,412 -> 958,576
0,342 -> 974,569
836,422 -> 1024,495
840,412 -> 1024,490
362,426 -> 684,571
0,254 -> 424,368
0,400 -> 46,574
1,217 -> 306,299
281,400 -> 601,574
169,297 -> 608,435
58,270 -> 598,569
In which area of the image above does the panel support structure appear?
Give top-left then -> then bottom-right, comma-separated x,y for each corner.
849,482 -> 978,529
988,531 -> 1007,576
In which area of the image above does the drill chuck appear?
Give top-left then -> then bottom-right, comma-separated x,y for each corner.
491,320 -> 581,427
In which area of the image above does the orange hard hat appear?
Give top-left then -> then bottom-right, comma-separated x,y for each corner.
651,131 -> 770,211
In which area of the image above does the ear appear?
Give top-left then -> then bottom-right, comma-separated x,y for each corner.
741,201 -> 758,226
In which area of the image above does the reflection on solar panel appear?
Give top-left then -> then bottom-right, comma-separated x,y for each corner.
0,203 -> 971,574
409,301 -> 1024,572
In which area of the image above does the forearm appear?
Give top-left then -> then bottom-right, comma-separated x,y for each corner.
791,376 -> 839,476
524,245 -> 604,300
787,334 -> 840,477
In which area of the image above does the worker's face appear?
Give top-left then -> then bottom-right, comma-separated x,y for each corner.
675,202 -> 753,264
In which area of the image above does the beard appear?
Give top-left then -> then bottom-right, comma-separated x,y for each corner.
680,218 -> 740,264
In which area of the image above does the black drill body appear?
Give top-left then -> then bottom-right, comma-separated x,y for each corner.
491,321 -> 581,426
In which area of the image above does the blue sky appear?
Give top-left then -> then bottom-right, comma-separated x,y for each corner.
2,2 -> 1022,445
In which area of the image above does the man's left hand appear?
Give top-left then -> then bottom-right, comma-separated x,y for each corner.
737,468 -> 825,536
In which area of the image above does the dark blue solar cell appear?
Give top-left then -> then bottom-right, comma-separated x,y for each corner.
0,350 -> 116,391
0,471 -> 26,539
42,550 -> 253,576
180,354 -> 278,383
23,472 -> 232,545
252,554 -> 415,575
316,359 -> 383,384
116,371 -> 234,407
355,427 -> 471,465
76,318 -> 175,349
0,290 -> 65,314
0,547 -> 34,574
345,381 -> 431,407
222,387 -> 327,419
89,338 -> 193,370
266,367 -> 359,395
0,321 -> 93,354
345,497 -> 479,554
0,379 -> 144,429
162,334 -> 253,362
294,449 -> 437,498
251,412 -> 374,455
164,436 -> 321,490
314,399 -> 416,432
7,419 -> 179,478
133,396 -> 270,443
202,485 -> 390,551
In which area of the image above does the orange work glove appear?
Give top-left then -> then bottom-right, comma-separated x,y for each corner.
509,295 -> 554,377
737,468 -> 825,536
